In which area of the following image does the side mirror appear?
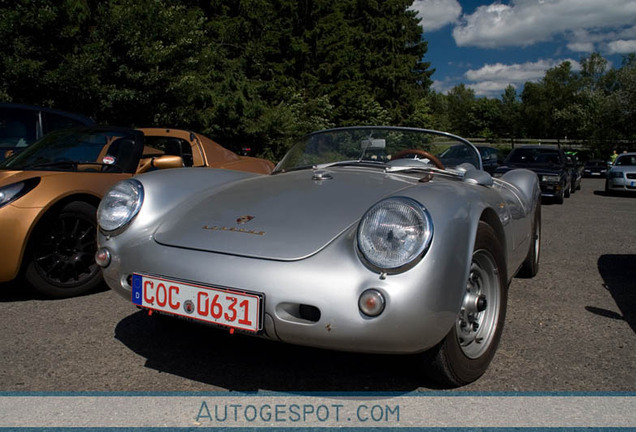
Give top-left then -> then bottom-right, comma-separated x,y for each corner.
152,155 -> 184,169
137,155 -> 184,173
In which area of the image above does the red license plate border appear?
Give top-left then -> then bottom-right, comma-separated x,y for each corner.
131,273 -> 264,333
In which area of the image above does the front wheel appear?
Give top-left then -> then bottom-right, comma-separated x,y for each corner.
517,203 -> 541,278
25,201 -> 102,298
425,222 -> 508,387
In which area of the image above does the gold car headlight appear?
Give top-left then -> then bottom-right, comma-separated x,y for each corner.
0,178 -> 40,208
357,197 -> 433,272
97,179 -> 144,234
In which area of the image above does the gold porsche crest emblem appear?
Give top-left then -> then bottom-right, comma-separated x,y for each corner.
236,215 -> 255,225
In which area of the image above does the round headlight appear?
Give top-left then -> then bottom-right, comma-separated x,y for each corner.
97,179 -> 144,233
357,197 -> 433,271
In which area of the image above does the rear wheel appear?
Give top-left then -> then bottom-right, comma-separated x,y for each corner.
26,201 -> 102,298
425,222 -> 508,387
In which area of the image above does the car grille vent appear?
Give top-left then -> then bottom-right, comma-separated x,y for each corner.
626,174 -> 636,179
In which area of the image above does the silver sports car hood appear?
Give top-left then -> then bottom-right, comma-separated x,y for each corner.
153,168 -> 415,260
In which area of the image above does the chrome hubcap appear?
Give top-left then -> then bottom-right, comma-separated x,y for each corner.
456,249 -> 500,359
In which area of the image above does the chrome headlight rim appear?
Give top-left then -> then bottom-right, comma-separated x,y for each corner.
97,179 -> 144,235
0,178 -> 40,209
356,196 -> 433,274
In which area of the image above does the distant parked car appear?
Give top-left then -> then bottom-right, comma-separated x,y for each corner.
565,154 -> 582,193
494,146 -> 571,204
605,152 -> 636,194
583,160 -> 608,177
0,126 -> 274,298
437,144 -> 501,173
0,103 -> 95,161
477,146 -> 503,174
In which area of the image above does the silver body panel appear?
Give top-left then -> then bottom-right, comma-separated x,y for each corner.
99,158 -> 540,354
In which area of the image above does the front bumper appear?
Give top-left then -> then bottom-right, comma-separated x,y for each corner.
539,181 -> 563,198
99,228 -> 467,355
606,176 -> 636,193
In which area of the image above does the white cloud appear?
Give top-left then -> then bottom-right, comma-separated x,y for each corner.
452,0 -> 636,49
567,41 -> 595,53
467,81 -> 516,96
464,58 -> 581,97
410,0 -> 462,32
607,39 -> 636,54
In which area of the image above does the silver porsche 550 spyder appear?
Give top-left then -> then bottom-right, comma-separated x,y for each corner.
96,126 -> 541,387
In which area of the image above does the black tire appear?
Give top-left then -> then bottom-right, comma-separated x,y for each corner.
554,189 -> 564,204
517,203 -> 541,278
425,222 -> 508,387
25,201 -> 102,298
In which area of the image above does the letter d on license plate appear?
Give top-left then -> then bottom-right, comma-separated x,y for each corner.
131,274 -> 262,332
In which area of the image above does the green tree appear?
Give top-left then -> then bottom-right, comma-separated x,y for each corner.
0,0 -> 435,160
501,85 -> 522,142
445,84 -> 477,136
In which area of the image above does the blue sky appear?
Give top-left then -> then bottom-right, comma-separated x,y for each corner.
409,0 -> 636,97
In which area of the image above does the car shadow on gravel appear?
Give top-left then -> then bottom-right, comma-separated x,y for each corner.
587,255 -> 636,333
114,310 -> 444,392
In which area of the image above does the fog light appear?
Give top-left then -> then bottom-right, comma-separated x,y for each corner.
358,289 -> 385,317
95,247 -> 111,267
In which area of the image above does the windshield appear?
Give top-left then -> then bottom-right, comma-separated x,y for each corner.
274,127 -> 481,173
0,128 -> 142,173
615,155 -> 636,166
506,147 -> 563,165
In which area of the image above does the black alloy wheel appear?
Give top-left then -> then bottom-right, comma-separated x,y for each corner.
26,201 -> 102,298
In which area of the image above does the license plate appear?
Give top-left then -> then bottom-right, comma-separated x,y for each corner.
131,274 -> 262,332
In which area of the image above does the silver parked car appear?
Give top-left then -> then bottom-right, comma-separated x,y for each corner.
605,152 -> 636,194
96,126 -> 541,387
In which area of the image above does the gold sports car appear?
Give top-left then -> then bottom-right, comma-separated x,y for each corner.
0,126 -> 274,298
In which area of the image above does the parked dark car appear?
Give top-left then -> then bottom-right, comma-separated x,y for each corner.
437,144 -> 501,174
494,145 -> 571,204
583,159 -> 608,177
0,103 -> 95,161
477,146 -> 503,174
